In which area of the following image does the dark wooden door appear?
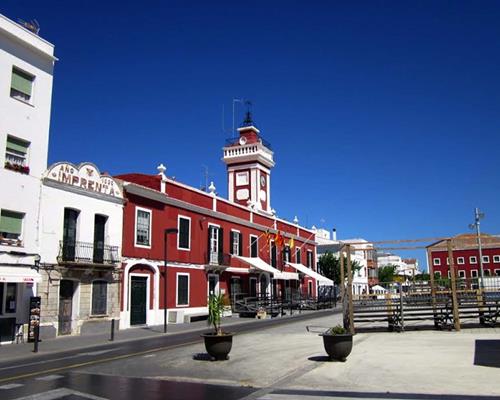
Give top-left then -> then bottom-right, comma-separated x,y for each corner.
63,209 -> 78,261
58,280 -> 74,335
93,215 -> 107,263
130,277 -> 147,325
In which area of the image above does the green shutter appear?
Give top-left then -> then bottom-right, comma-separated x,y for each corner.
0,211 -> 23,235
11,69 -> 33,96
6,136 -> 29,155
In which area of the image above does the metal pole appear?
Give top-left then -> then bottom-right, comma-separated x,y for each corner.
164,230 -> 168,334
110,318 -> 115,341
33,325 -> 39,353
474,208 -> 485,289
447,239 -> 461,331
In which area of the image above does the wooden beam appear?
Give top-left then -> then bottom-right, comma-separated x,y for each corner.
447,239 -> 461,331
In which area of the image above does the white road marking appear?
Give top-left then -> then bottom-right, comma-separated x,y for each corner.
35,374 -> 64,381
0,383 -> 23,390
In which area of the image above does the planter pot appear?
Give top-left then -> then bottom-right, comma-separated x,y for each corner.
320,333 -> 353,361
201,332 -> 234,360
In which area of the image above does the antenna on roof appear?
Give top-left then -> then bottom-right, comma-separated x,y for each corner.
18,19 -> 40,35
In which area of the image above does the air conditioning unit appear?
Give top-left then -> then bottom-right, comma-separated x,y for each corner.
168,310 -> 184,324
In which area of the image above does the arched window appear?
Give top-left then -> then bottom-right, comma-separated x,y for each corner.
92,280 -> 108,315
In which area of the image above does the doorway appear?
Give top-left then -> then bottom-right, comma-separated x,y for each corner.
59,279 -> 76,335
130,276 -> 147,325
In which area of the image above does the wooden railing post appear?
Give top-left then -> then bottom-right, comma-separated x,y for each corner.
346,245 -> 354,335
447,239 -> 461,331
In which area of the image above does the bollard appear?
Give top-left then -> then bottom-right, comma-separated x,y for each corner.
33,325 -> 39,353
110,318 -> 115,341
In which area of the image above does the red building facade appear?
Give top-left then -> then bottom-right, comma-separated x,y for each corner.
116,120 -> 323,329
427,233 -> 500,282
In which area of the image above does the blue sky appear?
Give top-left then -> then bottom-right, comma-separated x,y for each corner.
3,1 -> 500,268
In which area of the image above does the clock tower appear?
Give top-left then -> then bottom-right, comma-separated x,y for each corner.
222,112 -> 275,213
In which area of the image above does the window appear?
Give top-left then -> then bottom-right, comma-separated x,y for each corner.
178,216 -> 190,250
482,256 -> 490,264
433,258 -> 441,266
469,256 -> 477,264
208,225 -> 222,265
307,251 -> 313,268
135,208 -> 151,247
5,136 -> 30,174
471,270 -> 478,278
230,230 -> 242,256
93,214 -> 107,264
270,241 -> 277,268
484,269 -> 491,277
10,67 -> 34,103
62,208 -> 79,261
0,283 -> 17,313
308,281 -> 313,297
296,247 -> 302,264
434,271 -> 442,279
177,273 -> 189,306
447,271 -> 451,279
250,235 -> 258,257
91,280 -> 108,315
493,255 -> 500,263
457,257 -> 465,265
495,269 -> 500,277
458,270 -> 465,278
446,258 -> 449,265
208,274 -> 219,296
0,209 -> 24,241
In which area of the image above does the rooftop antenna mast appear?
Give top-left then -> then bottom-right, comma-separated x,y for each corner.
232,98 -> 243,138
201,165 -> 209,192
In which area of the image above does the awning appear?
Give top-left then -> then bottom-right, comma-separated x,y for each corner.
0,266 -> 42,283
286,262 -> 334,286
234,256 -> 299,280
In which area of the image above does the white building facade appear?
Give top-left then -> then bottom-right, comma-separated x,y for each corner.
0,14 -> 55,343
38,162 -> 123,338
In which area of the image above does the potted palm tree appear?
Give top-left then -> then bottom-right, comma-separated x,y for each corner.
320,325 -> 353,361
201,293 -> 234,360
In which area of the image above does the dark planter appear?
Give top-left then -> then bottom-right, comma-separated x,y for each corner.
201,332 -> 234,360
320,333 -> 353,361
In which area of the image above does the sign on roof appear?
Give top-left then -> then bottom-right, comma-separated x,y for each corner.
44,162 -> 122,198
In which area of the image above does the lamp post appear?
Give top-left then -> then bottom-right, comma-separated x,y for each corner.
469,207 -> 485,289
164,228 -> 178,334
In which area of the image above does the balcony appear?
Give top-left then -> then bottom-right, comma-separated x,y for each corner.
58,240 -> 120,266
205,251 -> 231,268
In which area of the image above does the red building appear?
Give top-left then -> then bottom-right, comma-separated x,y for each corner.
115,118 -> 326,329
427,233 -> 500,283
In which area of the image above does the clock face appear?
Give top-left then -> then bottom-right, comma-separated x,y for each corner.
260,175 -> 266,188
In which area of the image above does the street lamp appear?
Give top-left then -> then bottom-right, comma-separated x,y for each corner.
469,207 -> 485,289
164,228 -> 178,333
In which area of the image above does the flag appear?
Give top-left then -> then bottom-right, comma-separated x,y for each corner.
275,231 -> 284,248
289,237 -> 295,250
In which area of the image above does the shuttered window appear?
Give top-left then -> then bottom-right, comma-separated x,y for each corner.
178,217 -> 190,250
230,231 -> 242,256
0,210 -> 23,239
307,251 -> 313,268
250,235 -> 258,257
177,274 -> 189,306
11,68 -> 34,102
91,280 -> 108,315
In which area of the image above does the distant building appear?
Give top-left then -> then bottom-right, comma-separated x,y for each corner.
376,253 -> 421,279
426,233 -> 500,282
315,228 -> 377,294
0,14 -> 56,343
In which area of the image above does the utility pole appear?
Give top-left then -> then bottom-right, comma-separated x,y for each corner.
469,207 -> 485,289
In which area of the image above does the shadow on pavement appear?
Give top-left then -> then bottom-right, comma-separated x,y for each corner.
474,339 -> 500,368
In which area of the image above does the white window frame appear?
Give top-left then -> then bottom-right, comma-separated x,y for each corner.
494,269 -> 500,276
177,215 -> 191,251
457,257 -> 465,265
482,255 -> 490,264
176,272 -> 190,307
249,234 -> 258,258
433,258 -> 441,266
296,247 -> 302,264
208,223 -> 220,265
134,207 -> 152,248
231,229 -> 240,256
434,271 -> 442,279
458,270 -> 465,278
484,269 -> 491,277
469,256 -> 477,264
493,255 -> 500,263
5,135 -> 30,169
446,257 -> 449,265
447,271 -> 451,279
471,270 -> 478,278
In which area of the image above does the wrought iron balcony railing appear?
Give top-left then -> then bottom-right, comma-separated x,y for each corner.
58,240 -> 120,265
205,251 -> 231,267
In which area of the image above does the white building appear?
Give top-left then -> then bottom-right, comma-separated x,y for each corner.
314,228 -> 373,296
38,162 -> 124,338
377,253 -> 421,279
0,14 -> 56,343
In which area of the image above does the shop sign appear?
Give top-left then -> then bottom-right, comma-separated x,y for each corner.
45,162 -> 122,198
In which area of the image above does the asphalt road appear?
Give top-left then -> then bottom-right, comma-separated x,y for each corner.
0,309 -> 337,400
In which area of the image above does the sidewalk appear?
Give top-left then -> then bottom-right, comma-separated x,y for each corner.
0,309 -> 333,362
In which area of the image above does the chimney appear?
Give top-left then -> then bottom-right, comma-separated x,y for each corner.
157,163 -> 167,193
332,228 -> 337,241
